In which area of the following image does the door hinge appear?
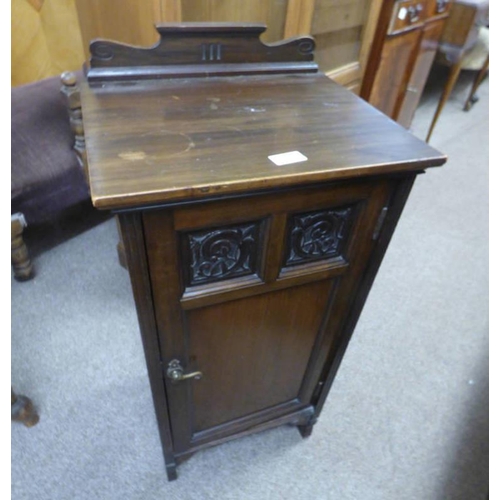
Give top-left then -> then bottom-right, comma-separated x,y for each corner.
312,380 -> 325,401
372,206 -> 389,240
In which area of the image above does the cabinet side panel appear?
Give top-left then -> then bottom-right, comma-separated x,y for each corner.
314,173 -> 418,415
118,212 -> 176,470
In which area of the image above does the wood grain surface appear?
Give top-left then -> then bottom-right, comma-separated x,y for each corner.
81,72 -> 445,211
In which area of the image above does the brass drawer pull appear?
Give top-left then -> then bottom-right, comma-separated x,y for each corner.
166,359 -> 203,382
436,0 -> 449,14
408,4 -> 424,23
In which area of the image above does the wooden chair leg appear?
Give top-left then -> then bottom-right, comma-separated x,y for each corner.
12,388 -> 39,427
11,213 -> 34,281
464,54 -> 489,111
426,61 -> 462,143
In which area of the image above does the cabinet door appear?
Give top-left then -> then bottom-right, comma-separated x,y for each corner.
397,19 -> 446,127
142,179 -> 392,455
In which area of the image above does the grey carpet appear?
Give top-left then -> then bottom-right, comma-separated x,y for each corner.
12,69 -> 488,500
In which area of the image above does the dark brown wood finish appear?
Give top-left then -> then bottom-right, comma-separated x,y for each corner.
142,178 -> 392,453
86,23 -> 317,82
314,174 -> 418,416
80,73 -> 444,211
117,212 -> 177,480
81,23 -> 446,480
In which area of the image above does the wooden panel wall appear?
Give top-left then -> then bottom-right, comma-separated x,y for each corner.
180,0 -> 289,42
311,0 -> 378,93
11,0 -> 85,86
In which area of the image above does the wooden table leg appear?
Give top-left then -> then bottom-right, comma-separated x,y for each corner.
12,388 -> 39,427
426,61 -> 462,143
464,54 -> 489,111
11,213 -> 34,281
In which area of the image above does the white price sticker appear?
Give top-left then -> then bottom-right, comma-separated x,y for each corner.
268,151 -> 308,166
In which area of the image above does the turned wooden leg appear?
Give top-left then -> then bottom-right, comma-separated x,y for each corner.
61,72 -> 88,176
464,55 -> 489,111
426,61 -> 462,143
298,416 -> 318,438
12,388 -> 39,427
11,213 -> 34,281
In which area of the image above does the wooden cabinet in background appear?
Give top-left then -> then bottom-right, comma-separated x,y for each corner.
361,0 -> 453,127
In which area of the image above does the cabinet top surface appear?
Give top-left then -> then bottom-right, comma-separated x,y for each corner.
81,73 -> 446,210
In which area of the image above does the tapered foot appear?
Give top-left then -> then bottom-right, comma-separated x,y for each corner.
464,94 -> 479,111
166,463 -> 178,481
298,416 -> 317,438
12,389 -> 39,427
463,54 -> 489,112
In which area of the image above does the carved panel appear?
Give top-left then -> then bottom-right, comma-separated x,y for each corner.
284,205 -> 355,267
185,222 -> 262,286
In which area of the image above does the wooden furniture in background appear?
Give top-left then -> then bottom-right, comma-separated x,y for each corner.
80,24 -> 446,480
12,388 -> 39,427
11,0 -> 85,86
74,0 -> 383,92
361,0 -> 453,128
426,0 -> 488,141
11,73 -> 91,279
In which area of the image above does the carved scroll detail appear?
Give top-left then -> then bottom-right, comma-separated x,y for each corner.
86,23 -> 317,82
186,222 -> 261,286
285,206 -> 355,266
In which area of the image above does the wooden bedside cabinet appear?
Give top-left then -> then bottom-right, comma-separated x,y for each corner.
80,23 -> 446,481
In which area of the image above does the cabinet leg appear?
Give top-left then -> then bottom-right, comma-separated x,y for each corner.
298,416 -> 317,438
166,463 -> 178,481
11,388 -> 39,427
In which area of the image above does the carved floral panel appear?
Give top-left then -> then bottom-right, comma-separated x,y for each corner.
284,205 -> 355,267
185,222 -> 261,286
